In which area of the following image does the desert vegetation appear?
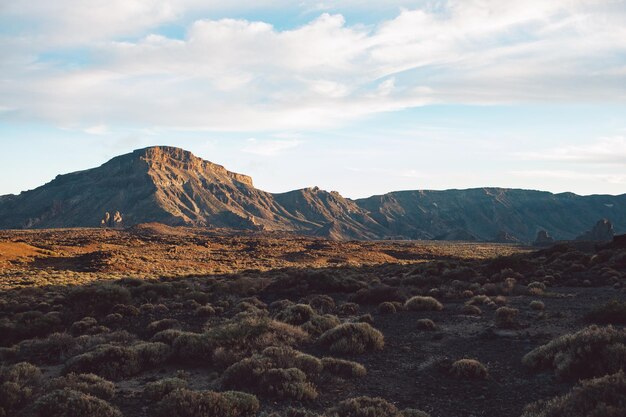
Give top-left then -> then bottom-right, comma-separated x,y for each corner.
0,228 -> 625,416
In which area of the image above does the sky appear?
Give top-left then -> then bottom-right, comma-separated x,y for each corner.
1,0 -> 625,198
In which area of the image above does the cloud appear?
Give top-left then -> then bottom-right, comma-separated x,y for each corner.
517,136 -> 626,165
510,169 -> 626,185
242,138 -> 302,156
1,0 -> 625,131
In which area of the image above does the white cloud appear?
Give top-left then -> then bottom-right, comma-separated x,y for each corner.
242,138 -> 302,156
511,170 -> 626,185
518,136 -> 626,164
83,124 -> 109,135
0,0 -> 625,131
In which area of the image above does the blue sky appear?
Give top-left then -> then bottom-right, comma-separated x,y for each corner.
1,1 -> 625,198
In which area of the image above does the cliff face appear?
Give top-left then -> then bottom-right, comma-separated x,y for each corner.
1,146 -> 625,242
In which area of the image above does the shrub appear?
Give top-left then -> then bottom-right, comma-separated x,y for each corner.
221,348 -> 320,400
521,371 -> 626,417
351,286 -> 404,304
322,357 -> 366,378
378,302 -> 397,314
195,305 -> 216,317
64,345 -> 141,380
326,396 -> 401,417
318,323 -> 384,354
154,388 -> 259,417
144,378 -> 188,401
338,302 -> 360,315
0,362 -> 41,386
404,296 -> 443,312
585,300 -> 626,325
32,389 -> 122,417
495,307 -> 519,329
67,285 -> 131,316
148,319 -> 180,334
171,332 -> 213,363
450,359 -> 489,379
309,295 -> 336,314
416,319 -> 436,331
461,305 -> 481,316
0,362 -> 42,413
46,373 -> 115,400
70,317 -> 98,336
134,342 -> 172,366
522,325 -> 626,380
530,301 -> 545,311
274,304 -> 316,326
301,314 -> 341,337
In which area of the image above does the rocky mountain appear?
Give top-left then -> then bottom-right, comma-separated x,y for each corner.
1,146 -> 625,242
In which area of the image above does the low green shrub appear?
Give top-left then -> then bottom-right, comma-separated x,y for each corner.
449,359 -> 489,379
322,357 -> 366,378
318,323 -> 384,354
404,296 -> 443,312
154,388 -> 259,417
46,373 -> 115,400
32,389 -> 122,417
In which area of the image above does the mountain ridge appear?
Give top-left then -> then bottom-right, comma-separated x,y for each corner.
1,146 -> 624,242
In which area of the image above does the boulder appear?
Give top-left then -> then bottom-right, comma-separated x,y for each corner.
575,219 -> 614,242
533,230 -> 555,246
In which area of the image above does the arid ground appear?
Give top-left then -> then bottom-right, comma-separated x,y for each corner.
0,225 -> 624,417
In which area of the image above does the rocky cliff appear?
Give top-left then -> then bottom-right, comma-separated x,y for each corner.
1,146 -> 625,242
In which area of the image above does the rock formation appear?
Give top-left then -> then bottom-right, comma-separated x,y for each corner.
533,230 -> 555,246
575,219 -> 615,242
0,146 -> 625,242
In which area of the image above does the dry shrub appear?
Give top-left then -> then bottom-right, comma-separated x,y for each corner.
521,371 -> 626,417
64,345 -> 141,380
0,362 -> 41,414
148,319 -> 181,334
404,296 -> 443,312
171,332 -> 213,363
155,389 -> 259,417
495,307 -> 519,329
326,396 -> 402,417
221,347 -> 320,400
195,305 -> 216,317
322,357 -> 366,378
133,342 -> 172,366
416,319 -> 437,331
46,373 -> 115,400
350,286 -> 405,305
378,302 -> 397,314
461,305 -> 482,316
144,377 -> 189,401
338,302 -> 360,315
466,295 -> 491,306
70,317 -> 98,336
530,301 -> 545,311
318,323 -> 384,354
523,325 -> 626,380
32,389 -> 122,417
274,304 -> 316,326
450,359 -> 489,379
67,284 -> 132,316
301,314 -> 341,337
308,295 -> 336,314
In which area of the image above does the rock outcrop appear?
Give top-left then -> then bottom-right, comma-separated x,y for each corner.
533,230 -> 555,246
0,146 -> 625,242
575,219 -> 615,242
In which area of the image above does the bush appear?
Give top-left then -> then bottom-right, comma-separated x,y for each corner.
404,296 -> 443,312
326,396 -> 401,417
0,362 -> 42,414
171,332 -> 213,363
144,378 -> 188,401
322,357 -> 366,378
154,388 -> 259,417
318,323 -> 384,354
461,305 -> 481,316
586,300 -> 626,325
521,371 -> 626,417
32,389 -> 122,417
134,342 -> 172,366
46,373 -> 115,400
301,314 -> 341,337
402,409 -> 431,417
221,348 -> 320,400
450,359 -> 489,379
522,325 -> 626,380
275,304 -> 316,326
148,319 -> 180,334
67,285 -> 131,316
64,345 -> 141,380
530,301 -> 545,311
308,295 -> 336,314
378,302 -> 397,314
416,319 -> 436,331
495,307 -> 519,329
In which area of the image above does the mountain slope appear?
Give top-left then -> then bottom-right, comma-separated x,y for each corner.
1,146 -> 624,242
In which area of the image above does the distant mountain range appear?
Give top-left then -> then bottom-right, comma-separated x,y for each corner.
1,146 -> 624,242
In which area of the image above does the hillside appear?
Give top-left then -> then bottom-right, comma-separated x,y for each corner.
1,146 -> 624,242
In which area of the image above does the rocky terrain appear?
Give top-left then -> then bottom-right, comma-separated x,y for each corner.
1,146 -> 625,242
0,228 -> 624,417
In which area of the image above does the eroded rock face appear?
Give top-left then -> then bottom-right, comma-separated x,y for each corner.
0,146 -> 625,241
533,230 -> 555,246
576,219 -> 615,242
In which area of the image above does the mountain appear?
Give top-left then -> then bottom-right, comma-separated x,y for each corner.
1,146 -> 625,242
